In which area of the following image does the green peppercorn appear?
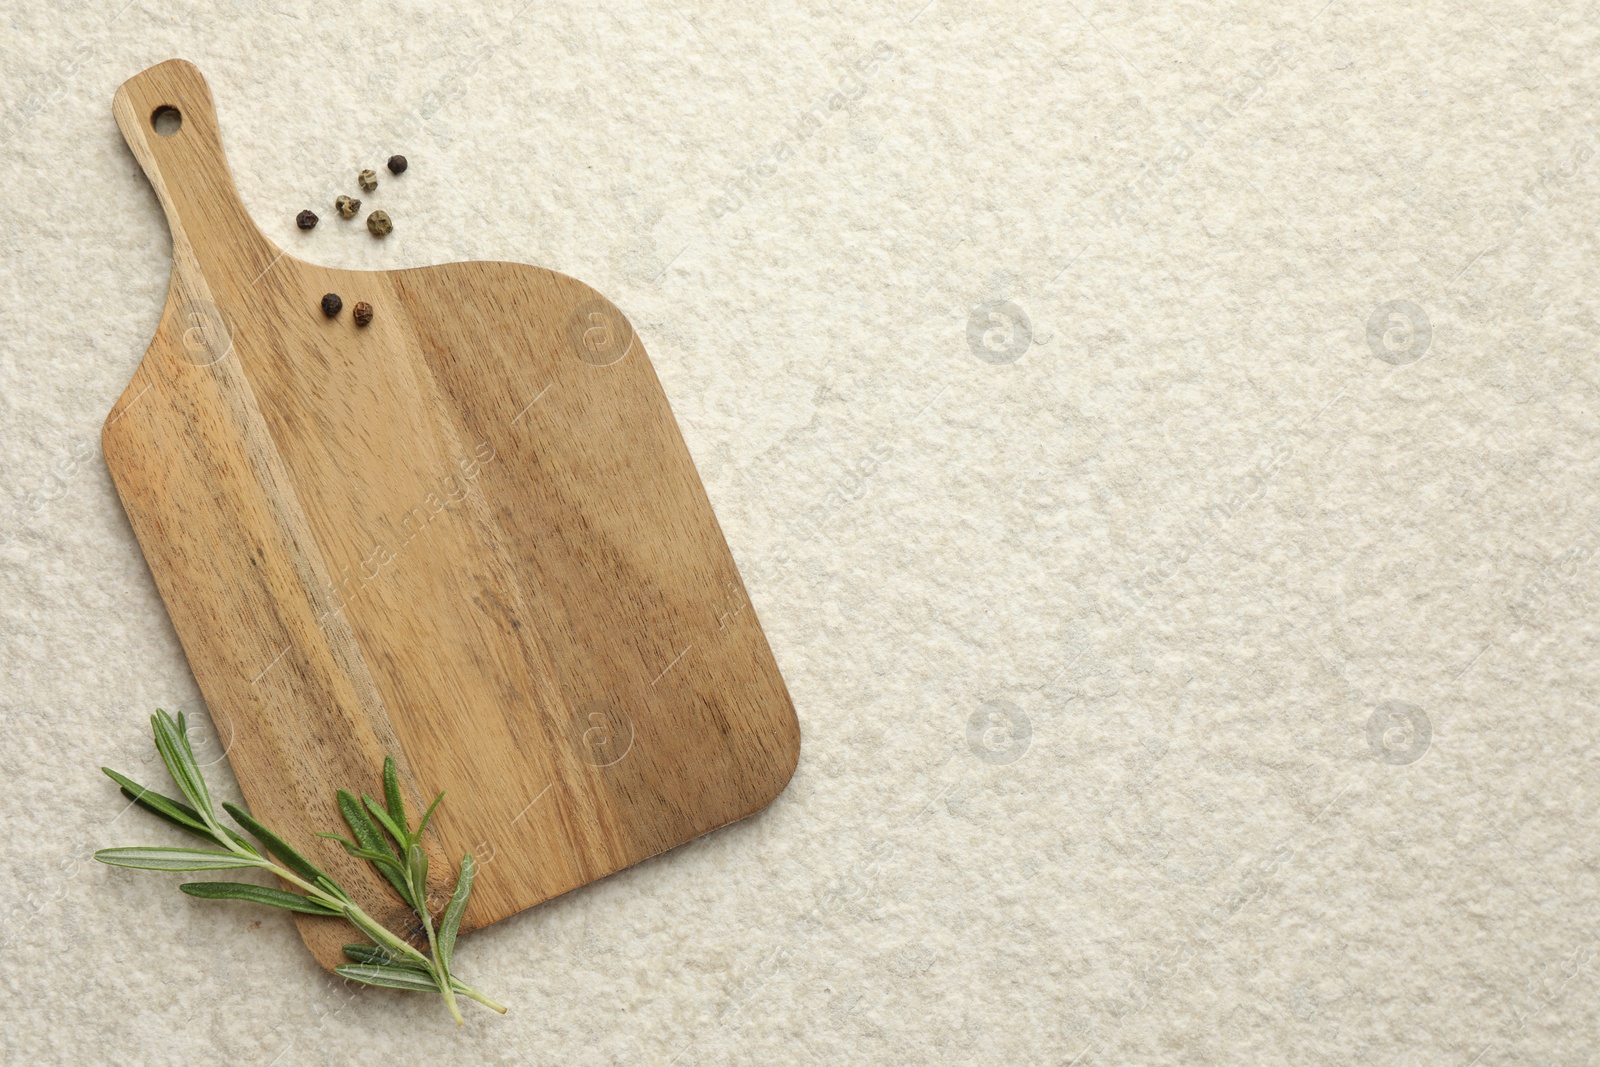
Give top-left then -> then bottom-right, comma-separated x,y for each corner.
296,209 -> 318,230
366,210 -> 393,237
352,301 -> 373,327
320,293 -> 342,317
387,155 -> 407,175
358,168 -> 378,192
335,194 -> 361,219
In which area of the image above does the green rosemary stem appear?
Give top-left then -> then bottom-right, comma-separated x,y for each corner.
250,855 -> 436,972
452,982 -> 508,1014
102,717 -> 505,1021
421,904 -> 464,1025
213,793 -> 465,1016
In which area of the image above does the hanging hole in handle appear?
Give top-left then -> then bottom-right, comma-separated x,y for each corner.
151,106 -> 182,137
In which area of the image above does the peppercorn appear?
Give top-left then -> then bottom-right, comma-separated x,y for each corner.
352,302 -> 373,327
358,168 -> 378,192
387,154 -> 407,175
335,194 -> 361,219
320,293 -> 342,318
296,209 -> 318,230
366,210 -> 393,237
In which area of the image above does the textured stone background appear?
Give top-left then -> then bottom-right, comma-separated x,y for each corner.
3,1 -> 1600,1063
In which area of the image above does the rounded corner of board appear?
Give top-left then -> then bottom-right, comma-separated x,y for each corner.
751,712 -> 803,816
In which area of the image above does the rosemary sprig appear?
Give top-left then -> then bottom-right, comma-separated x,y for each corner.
95,709 -> 506,1024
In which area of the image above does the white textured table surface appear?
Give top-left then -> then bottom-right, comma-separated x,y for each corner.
4,2 -> 1600,1064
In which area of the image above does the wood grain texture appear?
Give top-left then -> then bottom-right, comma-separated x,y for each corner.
102,60 -> 799,970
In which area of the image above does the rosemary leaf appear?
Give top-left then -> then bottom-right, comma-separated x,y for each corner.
437,853 -> 475,969
103,767 -> 212,837
344,847 -> 407,871
95,846 -> 260,871
361,793 -> 408,847
406,844 -> 429,903
223,802 -> 331,886
172,712 -> 213,797
180,881 -> 343,915
382,756 -> 408,835
150,710 -> 215,825
336,963 -> 443,993
338,790 -> 396,858
416,791 -> 446,837
317,831 -> 360,850
343,943 -> 430,972
338,789 -> 412,905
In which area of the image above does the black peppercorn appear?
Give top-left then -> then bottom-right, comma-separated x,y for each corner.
320,293 -> 342,317
352,302 -> 373,327
296,209 -> 318,230
387,154 -> 407,175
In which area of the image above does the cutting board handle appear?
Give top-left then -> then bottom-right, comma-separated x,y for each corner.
113,60 -> 279,286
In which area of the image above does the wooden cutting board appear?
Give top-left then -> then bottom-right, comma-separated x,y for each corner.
102,59 -> 799,970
